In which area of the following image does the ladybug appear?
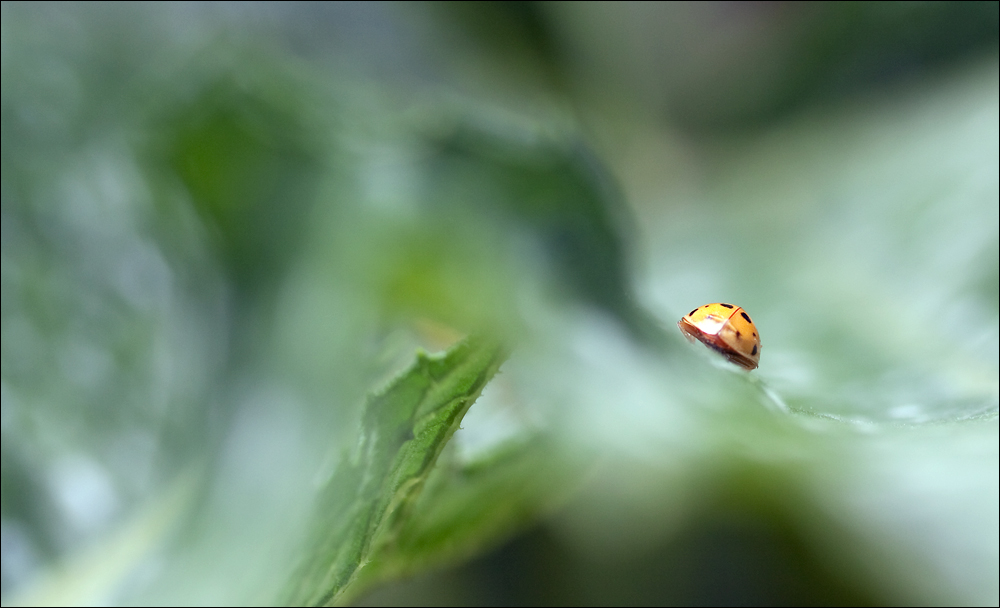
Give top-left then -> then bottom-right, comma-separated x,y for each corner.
678,303 -> 761,371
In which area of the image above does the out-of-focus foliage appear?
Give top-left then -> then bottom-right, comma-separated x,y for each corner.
1,2 -> 997,606
546,1 -> 1000,130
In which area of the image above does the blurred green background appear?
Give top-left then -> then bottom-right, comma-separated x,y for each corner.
2,2 -> 997,605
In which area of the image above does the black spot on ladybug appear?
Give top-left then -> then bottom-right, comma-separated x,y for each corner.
720,303 -> 734,309
753,332 -> 757,337
751,344 -> 758,356
689,309 -> 699,317
740,312 -> 751,322
735,330 -> 741,337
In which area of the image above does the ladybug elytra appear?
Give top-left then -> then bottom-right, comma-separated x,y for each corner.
678,303 -> 761,371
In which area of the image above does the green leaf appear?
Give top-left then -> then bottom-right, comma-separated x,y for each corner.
344,435 -> 582,605
282,336 -> 507,606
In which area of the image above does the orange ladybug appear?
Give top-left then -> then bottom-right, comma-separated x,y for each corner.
678,303 -> 761,371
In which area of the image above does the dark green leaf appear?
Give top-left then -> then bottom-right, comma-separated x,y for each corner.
283,336 -> 507,606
